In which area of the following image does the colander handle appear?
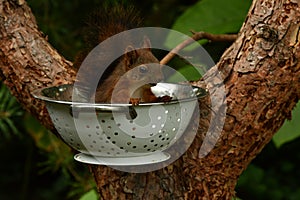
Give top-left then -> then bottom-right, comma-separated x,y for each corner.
70,104 -> 137,119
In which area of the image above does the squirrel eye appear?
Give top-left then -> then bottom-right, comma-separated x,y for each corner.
139,65 -> 148,73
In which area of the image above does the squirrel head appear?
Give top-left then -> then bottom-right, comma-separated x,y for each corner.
122,36 -> 163,84
94,36 -> 164,104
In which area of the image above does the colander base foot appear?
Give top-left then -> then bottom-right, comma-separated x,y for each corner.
74,152 -> 170,166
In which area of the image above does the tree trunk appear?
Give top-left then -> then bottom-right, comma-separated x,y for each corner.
0,0 -> 76,131
0,0 -> 299,199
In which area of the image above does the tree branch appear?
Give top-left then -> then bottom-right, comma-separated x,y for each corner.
0,0 -> 76,131
160,32 -> 237,65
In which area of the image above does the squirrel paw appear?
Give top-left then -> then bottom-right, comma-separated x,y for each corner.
130,98 -> 141,106
157,95 -> 172,102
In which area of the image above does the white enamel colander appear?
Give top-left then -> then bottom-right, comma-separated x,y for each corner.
33,83 -> 206,166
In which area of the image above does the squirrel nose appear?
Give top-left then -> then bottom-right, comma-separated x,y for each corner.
156,77 -> 163,83
149,75 -> 163,86
155,73 -> 164,83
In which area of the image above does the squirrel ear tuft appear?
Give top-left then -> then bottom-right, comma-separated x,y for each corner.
141,36 -> 151,50
124,45 -> 138,69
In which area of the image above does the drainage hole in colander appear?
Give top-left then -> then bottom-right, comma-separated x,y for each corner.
172,128 -> 176,132
105,141 -> 109,143
129,120 -> 133,123
86,125 -> 90,128
76,143 -> 81,147
90,145 -> 94,148
99,137 -> 103,140
98,150 -> 102,152
96,126 -> 100,129
150,139 -> 154,143
143,145 -> 147,148
107,136 -> 111,139
132,146 -> 137,149
101,146 -> 105,148
107,152 -> 111,155
70,138 -> 74,142
107,126 -> 112,129
183,108 -> 187,112
131,135 -> 136,139
152,124 -> 156,128
93,140 -> 96,144
177,118 -> 181,122
127,142 -> 131,145
101,120 -> 105,123
161,138 -> 165,141
150,133 -> 154,136
154,144 -> 158,147
114,132 -> 118,136
96,132 -> 100,136
157,116 -> 162,120
165,110 -> 169,114
160,145 -> 164,147
88,134 -> 92,137
120,147 -> 124,149
132,127 -> 136,131
111,117 -> 114,120
112,141 -> 116,144
159,135 -> 162,138
111,148 -> 115,151
117,123 -> 121,127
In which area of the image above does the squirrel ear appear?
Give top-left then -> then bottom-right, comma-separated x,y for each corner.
124,45 -> 138,69
141,36 -> 151,50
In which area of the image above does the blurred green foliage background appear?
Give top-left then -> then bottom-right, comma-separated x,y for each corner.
0,0 -> 299,199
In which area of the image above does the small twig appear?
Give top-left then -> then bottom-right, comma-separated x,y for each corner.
160,31 -> 238,65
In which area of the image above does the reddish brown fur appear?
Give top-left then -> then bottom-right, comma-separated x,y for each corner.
74,5 -> 164,104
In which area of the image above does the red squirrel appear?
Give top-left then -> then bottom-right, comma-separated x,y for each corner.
73,5 -> 169,105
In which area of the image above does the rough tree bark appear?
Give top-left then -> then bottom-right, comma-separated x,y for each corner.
0,0 -> 299,199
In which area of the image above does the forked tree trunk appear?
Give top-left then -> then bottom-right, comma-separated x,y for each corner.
0,0 -> 299,199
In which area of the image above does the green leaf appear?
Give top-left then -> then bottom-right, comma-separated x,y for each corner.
4,118 -> 20,136
273,102 -> 300,148
0,119 -> 10,138
173,0 -> 252,34
166,64 -> 203,82
165,0 -> 252,49
232,197 -> 242,200
0,82 -> 24,138
79,189 -> 98,200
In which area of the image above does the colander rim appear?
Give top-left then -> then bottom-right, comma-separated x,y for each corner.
32,83 -> 207,107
